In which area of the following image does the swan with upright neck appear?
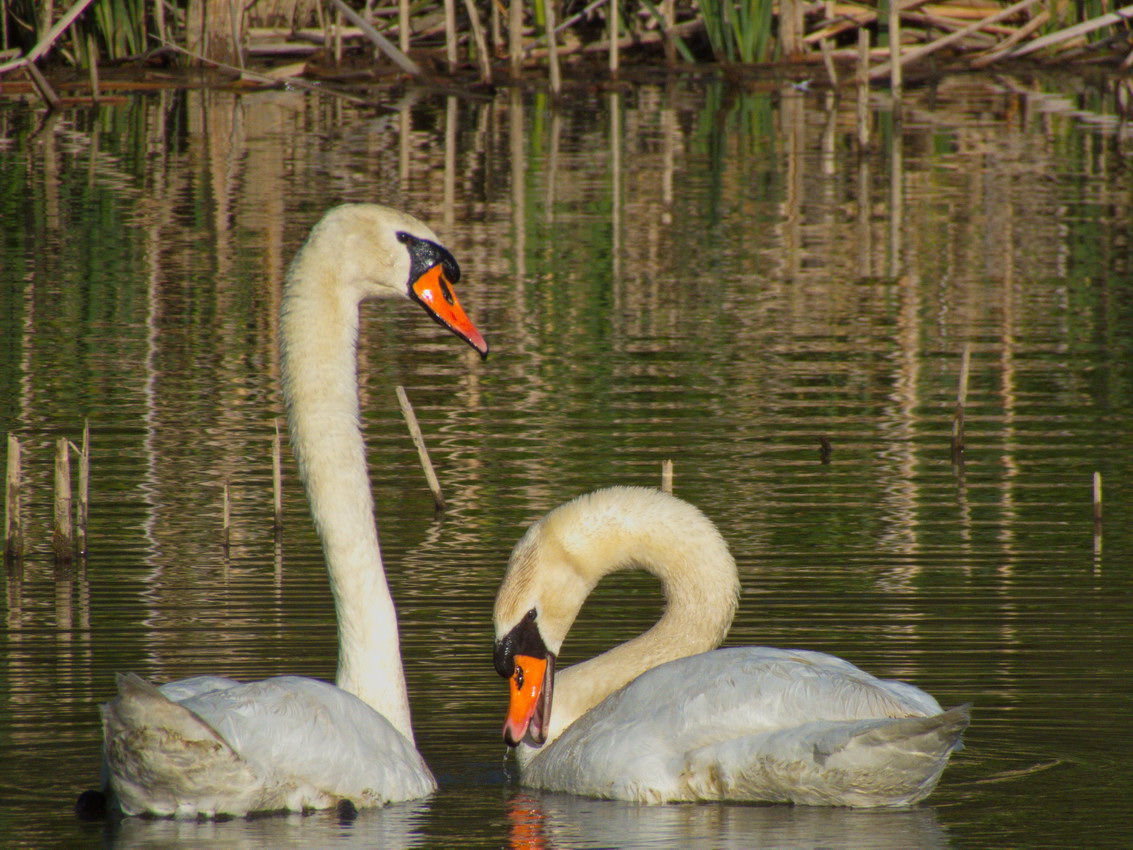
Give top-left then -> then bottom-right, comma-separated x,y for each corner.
93,204 -> 487,818
494,486 -> 968,807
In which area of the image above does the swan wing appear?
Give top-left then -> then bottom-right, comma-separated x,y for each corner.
524,647 -> 967,805
103,674 -> 435,817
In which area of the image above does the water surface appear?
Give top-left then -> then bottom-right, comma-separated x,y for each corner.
1,74 -> 1131,848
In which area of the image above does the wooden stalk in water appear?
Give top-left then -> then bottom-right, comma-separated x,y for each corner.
396,386 -> 446,512
222,479 -> 231,555
54,437 -> 73,566
661,459 -> 673,494
4,434 -> 22,568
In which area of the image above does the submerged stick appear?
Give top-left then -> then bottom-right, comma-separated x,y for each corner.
661,459 -> 673,494
54,437 -> 73,566
272,419 -> 283,535
396,386 -> 446,512
4,434 -> 22,567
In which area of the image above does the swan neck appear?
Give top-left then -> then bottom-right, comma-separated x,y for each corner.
530,489 -> 739,749
280,262 -> 415,744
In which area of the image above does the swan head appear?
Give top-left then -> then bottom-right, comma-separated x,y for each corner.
291,204 -> 488,358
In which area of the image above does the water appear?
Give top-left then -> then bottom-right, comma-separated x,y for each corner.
2,73 -> 1132,848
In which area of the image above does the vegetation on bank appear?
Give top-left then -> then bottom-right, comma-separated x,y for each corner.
2,0 -> 1132,103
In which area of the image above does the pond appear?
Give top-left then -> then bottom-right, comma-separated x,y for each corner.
1,72 -> 1131,848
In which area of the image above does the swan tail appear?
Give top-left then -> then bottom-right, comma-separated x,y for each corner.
683,704 -> 970,807
101,673 -> 259,817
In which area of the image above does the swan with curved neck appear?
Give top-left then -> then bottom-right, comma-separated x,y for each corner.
93,204 -> 487,818
494,486 -> 968,807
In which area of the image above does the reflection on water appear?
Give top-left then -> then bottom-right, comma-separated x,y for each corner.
1,73 -> 1132,848
506,792 -> 951,850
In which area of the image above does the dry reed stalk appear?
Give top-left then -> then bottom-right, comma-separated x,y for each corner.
399,0 -> 410,52
4,434 -> 22,568
889,0 -> 902,93
969,8 -> 1049,68
608,0 -> 619,75
661,460 -> 673,494
53,437 -> 73,566
330,0 -> 421,74
444,0 -> 458,72
1008,3 -> 1133,59
870,0 -> 1042,79
856,27 -> 870,147
395,386 -> 446,512
463,0 -> 493,83
544,0 -> 561,93
663,0 -> 676,65
509,0 -> 523,76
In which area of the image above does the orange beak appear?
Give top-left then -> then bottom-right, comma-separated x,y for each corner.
411,264 -> 488,359
503,654 -> 553,747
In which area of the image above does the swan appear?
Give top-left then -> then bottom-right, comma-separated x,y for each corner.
493,486 -> 969,807
89,204 -> 488,818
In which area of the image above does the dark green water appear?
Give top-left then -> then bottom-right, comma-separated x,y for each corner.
1,75 -> 1132,848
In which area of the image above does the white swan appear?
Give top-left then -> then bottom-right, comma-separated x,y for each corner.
94,204 -> 488,818
493,486 -> 969,807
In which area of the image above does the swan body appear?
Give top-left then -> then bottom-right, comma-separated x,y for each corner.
97,204 -> 487,818
493,487 -> 968,807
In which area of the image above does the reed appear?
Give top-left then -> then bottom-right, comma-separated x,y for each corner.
5,0 -> 1133,93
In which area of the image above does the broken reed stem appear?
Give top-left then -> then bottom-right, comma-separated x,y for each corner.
5,434 -> 22,568
857,27 -> 870,148
951,344 -> 971,459
1093,471 -> 1103,531
272,419 -> 283,534
395,386 -> 446,512
661,459 -> 673,494
53,436 -> 73,566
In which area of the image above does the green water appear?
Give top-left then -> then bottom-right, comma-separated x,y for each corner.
1,76 -> 1131,848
